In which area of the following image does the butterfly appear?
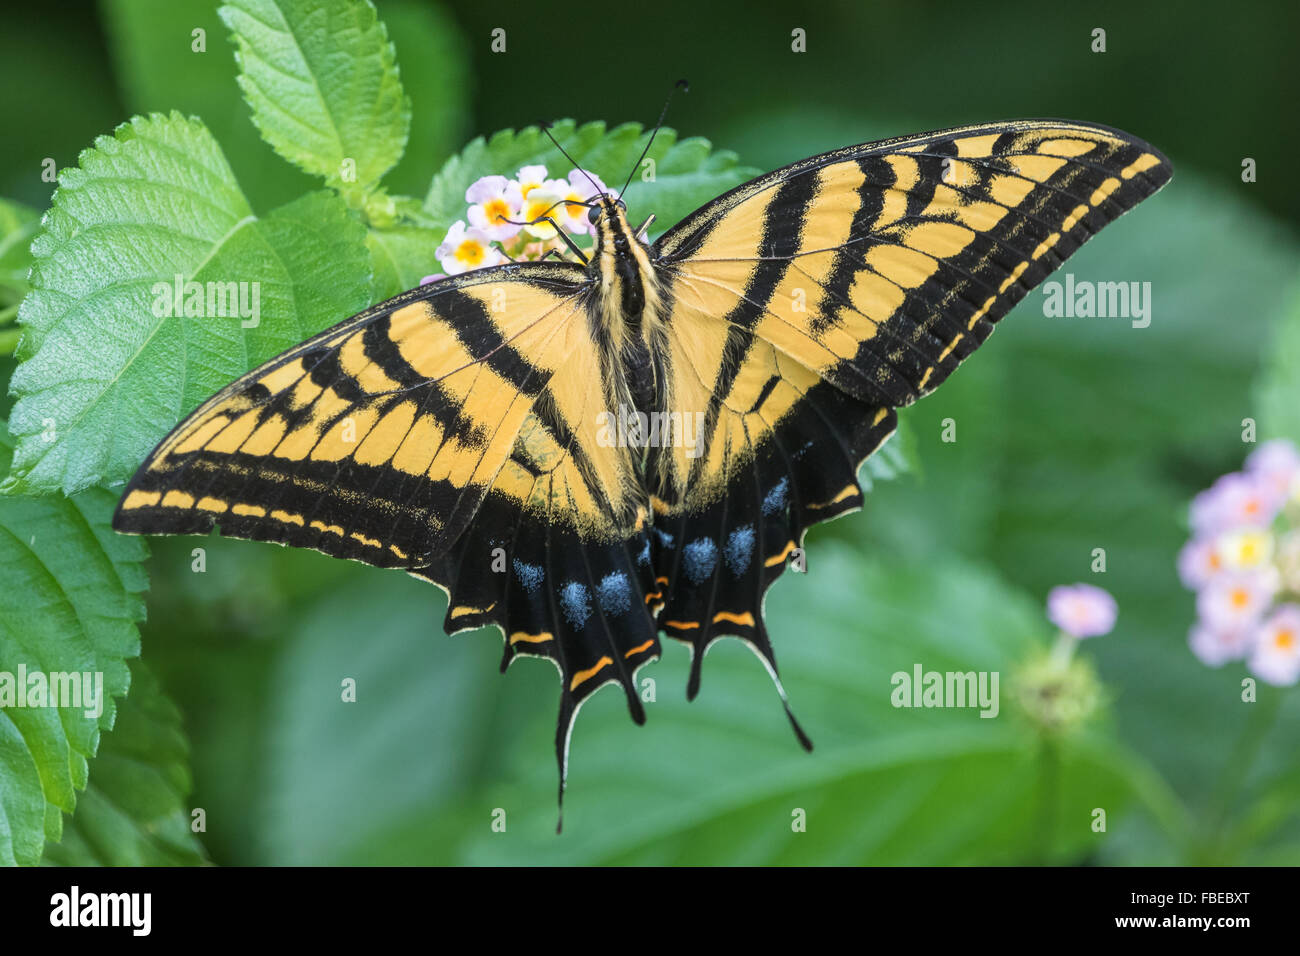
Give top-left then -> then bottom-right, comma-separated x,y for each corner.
113,116 -> 1172,817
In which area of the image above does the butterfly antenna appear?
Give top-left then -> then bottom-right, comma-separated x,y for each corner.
541,121 -> 606,199
618,79 -> 689,201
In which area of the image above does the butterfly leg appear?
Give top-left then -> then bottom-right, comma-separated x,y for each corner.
501,214 -> 590,265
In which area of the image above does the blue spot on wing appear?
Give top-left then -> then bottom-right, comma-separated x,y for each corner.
725,525 -> 755,577
597,572 -> 632,615
762,477 -> 789,517
683,537 -> 718,585
559,581 -> 592,628
512,559 -> 544,595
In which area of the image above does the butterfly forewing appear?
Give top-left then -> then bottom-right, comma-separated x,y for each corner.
113,264 -> 620,564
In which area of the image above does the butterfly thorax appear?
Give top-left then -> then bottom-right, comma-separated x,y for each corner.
587,198 -> 670,446
589,199 -> 660,321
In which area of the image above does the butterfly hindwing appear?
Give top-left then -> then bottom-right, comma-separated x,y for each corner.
647,120 -> 1171,698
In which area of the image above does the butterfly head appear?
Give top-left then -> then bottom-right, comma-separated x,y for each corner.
586,194 -> 643,262
586,194 -> 627,228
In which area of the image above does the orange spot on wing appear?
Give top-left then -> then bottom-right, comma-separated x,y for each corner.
712,611 -> 755,627
569,656 -> 613,691
509,631 -> 553,645
451,602 -> 496,619
765,541 -> 797,567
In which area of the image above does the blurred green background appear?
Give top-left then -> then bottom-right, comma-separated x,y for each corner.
3,0 -> 1299,864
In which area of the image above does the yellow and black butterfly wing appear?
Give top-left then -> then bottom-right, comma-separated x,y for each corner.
647,120 -> 1172,716
113,264 -> 663,751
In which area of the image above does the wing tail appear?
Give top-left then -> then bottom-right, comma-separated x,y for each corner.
412,487 -> 662,818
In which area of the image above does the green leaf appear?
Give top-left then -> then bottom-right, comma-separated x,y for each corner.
365,215 -> 444,301
0,419 -> 146,866
0,199 -> 38,358
1253,281 -> 1300,444
99,0 -> 319,213
0,198 -> 38,292
379,0 -> 471,198
42,660 -> 206,866
249,565 -> 492,865
3,112 -> 372,496
422,119 -> 759,239
219,0 -> 411,197
860,417 -> 915,490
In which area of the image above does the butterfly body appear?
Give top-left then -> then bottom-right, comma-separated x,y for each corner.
113,120 -> 1172,802
581,198 -> 668,497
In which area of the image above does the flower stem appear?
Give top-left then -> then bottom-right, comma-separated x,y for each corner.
1032,734 -> 1061,863
1048,630 -> 1076,669
1202,687 -> 1283,861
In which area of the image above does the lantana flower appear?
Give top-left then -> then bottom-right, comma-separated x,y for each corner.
556,169 -> 611,235
518,182 -> 567,240
1216,527 -> 1274,570
1194,471 -> 1283,535
1196,569 -> 1277,635
428,164 -> 611,268
1189,623 -> 1254,668
1246,439 -> 1300,502
436,221 -> 504,275
1177,536 -> 1223,590
1179,438 -> 1300,685
515,164 -> 551,199
1015,583 -> 1115,732
1047,583 -> 1117,639
1249,604 -> 1300,686
465,175 -> 523,242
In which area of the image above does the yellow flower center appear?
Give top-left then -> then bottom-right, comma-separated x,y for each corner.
482,198 -> 511,224
525,198 -> 553,221
1276,628 -> 1296,650
1230,588 -> 1250,609
454,240 -> 485,265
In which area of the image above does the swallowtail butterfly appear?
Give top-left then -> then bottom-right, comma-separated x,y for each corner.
114,116 -> 1172,819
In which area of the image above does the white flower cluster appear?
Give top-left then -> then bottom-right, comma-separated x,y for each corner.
424,165 -> 609,283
